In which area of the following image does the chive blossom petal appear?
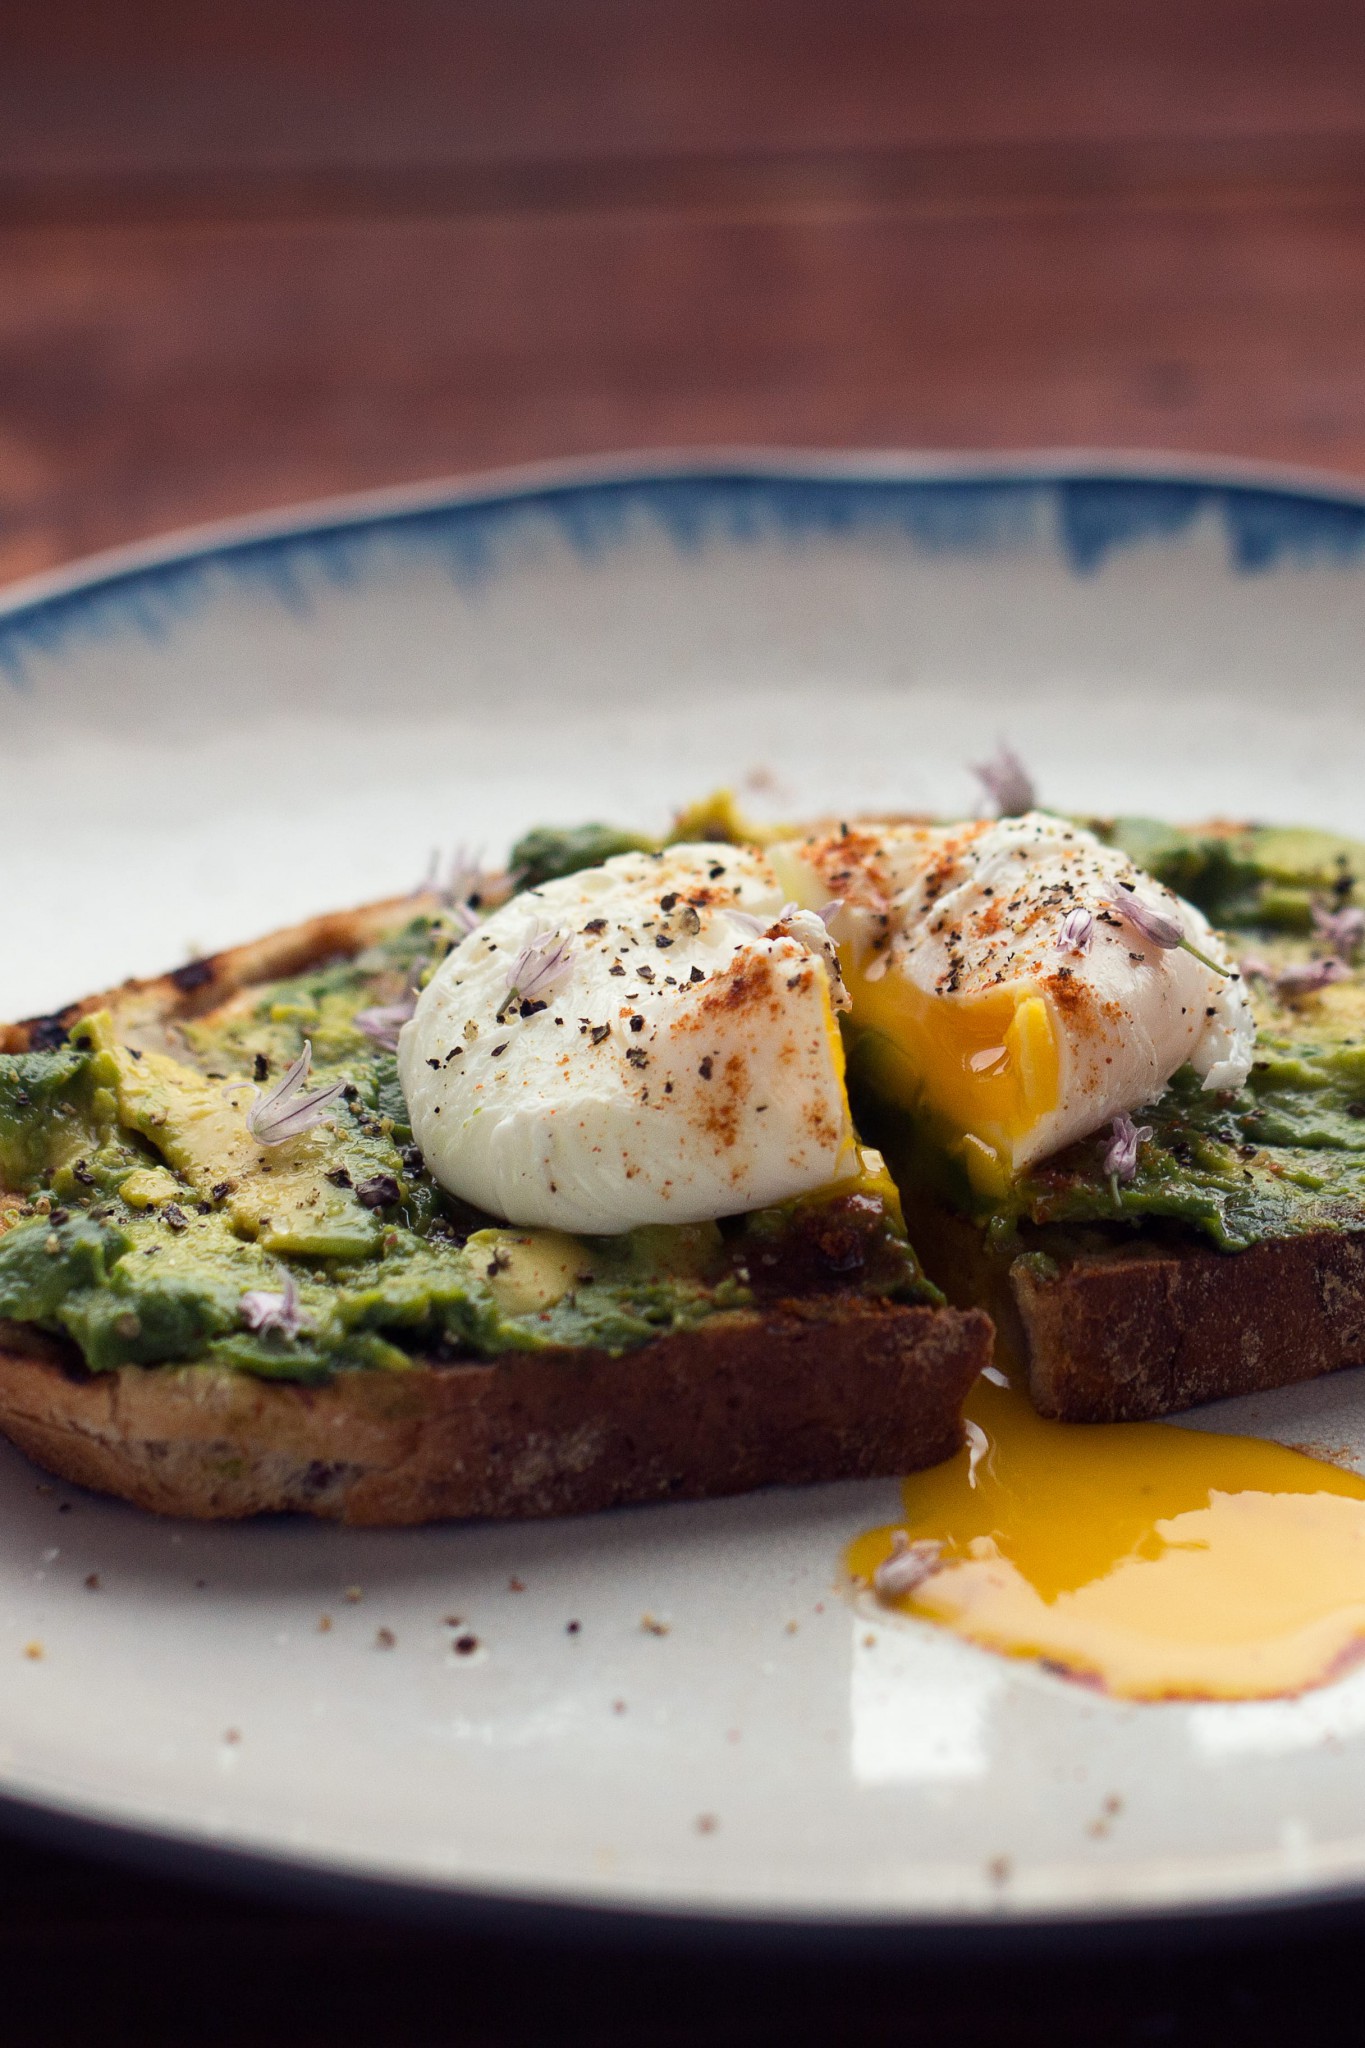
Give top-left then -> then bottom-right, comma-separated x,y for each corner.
417,845 -> 513,931
1311,902 -> 1365,960
1103,1110 -> 1153,1184
971,744 -> 1035,817
354,997 -> 417,1052
872,1531 -> 945,1600
1104,882 -> 1228,977
1056,906 -> 1095,956
239,1271 -> 308,1339
1280,957 -> 1350,995
226,1041 -> 347,1146
505,926 -> 575,1009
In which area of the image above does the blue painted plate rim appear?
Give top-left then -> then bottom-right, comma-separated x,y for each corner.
8,443 -> 1365,631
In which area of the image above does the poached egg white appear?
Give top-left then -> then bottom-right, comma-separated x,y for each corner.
398,843 -> 858,1233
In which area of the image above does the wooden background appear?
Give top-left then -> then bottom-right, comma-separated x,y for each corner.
6,3 -> 1365,2040
8,0 -> 1365,588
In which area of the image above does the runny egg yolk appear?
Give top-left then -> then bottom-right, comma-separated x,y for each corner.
846,964 -> 1059,1199
771,813 -> 1254,1190
847,1372 -> 1365,1701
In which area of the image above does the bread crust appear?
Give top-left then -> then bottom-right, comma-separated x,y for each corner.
902,1185 -> 1365,1425
0,1303 -> 991,1525
0,891 -> 440,1056
0,899 -> 990,1520
1013,1231 -> 1365,1423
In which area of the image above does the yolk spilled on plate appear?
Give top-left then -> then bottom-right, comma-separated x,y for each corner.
847,1372 -> 1365,1700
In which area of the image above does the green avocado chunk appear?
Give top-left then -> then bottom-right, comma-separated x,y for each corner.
1091,817 -> 1365,933
509,823 -> 657,890
0,911 -> 929,1383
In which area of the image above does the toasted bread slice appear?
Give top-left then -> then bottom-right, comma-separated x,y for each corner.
901,1193 -> 1365,1425
1011,1231 -> 1365,1423
0,902 -> 990,1522
0,891 -> 441,1058
0,1300 -> 985,1525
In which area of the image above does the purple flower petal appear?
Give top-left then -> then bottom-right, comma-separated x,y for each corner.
1311,901 -> 1365,960
417,845 -> 513,930
239,1271 -> 308,1339
1056,906 -> 1095,956
1103,1111 -> 1153,1183
506,926 -> 575,1005
971,744 -> 1035,817
1104,882 -> 1185,951
872,1533 -> 944,1600
1240,953 -> 1349,998
1105,882 -> 1229,977
228,1041 -> 347,1147
1271,956 -> 1350,997
354,997 -> 417,1052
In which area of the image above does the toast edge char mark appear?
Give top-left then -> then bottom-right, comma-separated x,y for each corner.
0,897 -> 991,1523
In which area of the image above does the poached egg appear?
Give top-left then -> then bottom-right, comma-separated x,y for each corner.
398,843 -> 858,1233
771,811 -> 1255,1193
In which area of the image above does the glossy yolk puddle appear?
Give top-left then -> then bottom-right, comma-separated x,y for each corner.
847,1372 -> 1365,1701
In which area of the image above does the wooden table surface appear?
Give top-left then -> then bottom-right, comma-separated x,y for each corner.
9,0 -> 1365,587
6,4 -> 1365,2038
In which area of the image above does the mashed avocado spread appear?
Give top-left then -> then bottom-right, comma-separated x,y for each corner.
6,811 -> 1358,1385
0,912 -> 926,1383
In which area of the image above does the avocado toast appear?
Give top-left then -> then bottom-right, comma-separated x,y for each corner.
2,805 -> 1362,1523
0,885 -> 988,1522
514,806 -> 1365,1429
849,819 -> 1365,1421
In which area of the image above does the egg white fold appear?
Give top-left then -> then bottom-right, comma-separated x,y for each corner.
398,844 -> 858,1233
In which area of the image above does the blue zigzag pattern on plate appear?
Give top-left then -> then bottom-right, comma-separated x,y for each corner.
4,468 -> 1365,683
1057,478 -> 1365,574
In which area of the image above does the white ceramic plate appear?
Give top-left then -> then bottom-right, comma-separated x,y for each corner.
5,451 -> 1365,1931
